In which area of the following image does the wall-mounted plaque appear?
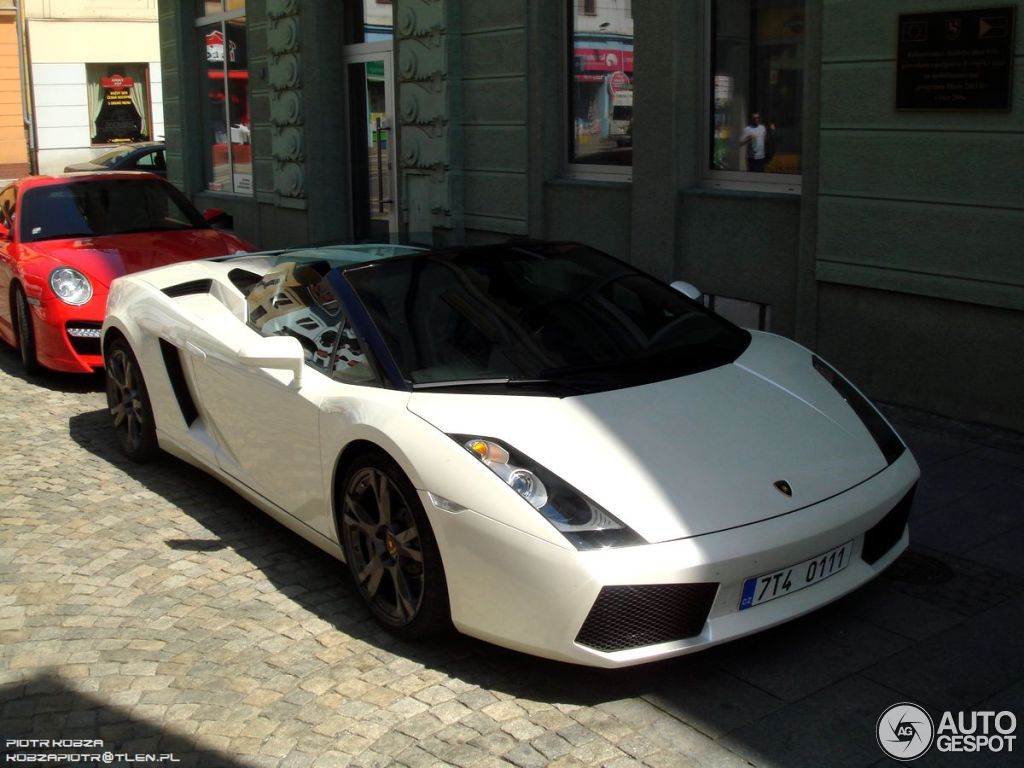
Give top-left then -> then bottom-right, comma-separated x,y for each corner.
897,6 -> 1016,110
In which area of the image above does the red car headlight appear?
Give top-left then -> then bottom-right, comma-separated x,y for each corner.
50,267 -> 93,306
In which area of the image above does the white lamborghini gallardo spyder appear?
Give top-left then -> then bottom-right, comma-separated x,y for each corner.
101,240 -> 919,667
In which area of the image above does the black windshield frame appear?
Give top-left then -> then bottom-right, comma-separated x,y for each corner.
339,241 -> 751,395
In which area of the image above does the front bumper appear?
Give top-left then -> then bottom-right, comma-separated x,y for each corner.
30,296 -> 106,373
424,449 -> 919,667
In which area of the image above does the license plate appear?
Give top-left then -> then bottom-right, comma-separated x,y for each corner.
739,540 -> 853,610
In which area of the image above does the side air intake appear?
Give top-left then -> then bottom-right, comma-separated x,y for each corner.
159,339 -> 199,426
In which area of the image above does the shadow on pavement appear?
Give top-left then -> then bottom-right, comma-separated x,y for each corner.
0,674 -> 250,767
0,345 -> 105,394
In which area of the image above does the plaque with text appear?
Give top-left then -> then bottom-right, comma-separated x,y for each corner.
897,6 -> 1016,110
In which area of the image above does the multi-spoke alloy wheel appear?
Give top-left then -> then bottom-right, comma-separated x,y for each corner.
340,454 -> 449,637
105,338 -> 158,462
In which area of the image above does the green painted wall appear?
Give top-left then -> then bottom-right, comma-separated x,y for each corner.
679,191 -> 802,335
816,0 -> 1024,430
460,1 -> 529,239
155,0 -> 1022,430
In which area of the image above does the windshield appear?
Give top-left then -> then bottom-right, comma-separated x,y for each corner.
94,147 -> 134,167
344,242 -> 750,393
20,178 -> 208,242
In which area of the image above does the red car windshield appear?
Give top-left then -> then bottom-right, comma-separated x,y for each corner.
20,178 -> 207,242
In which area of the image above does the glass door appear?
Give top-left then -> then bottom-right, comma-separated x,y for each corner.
346,47 -> 396,239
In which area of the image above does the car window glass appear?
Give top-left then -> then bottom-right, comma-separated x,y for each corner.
135,150 -> 165,169
20,178 -> 206,241
346,243 -> 748,389
96,147 -> 134,167
245,261 -> 378,385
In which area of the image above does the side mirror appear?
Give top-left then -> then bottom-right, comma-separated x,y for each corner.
203,208 -> 231,228
238,335 -> 304,386
669,280 -> 702,302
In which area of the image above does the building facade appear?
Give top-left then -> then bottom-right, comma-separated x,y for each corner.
0,3 -> 27,171
156,0 -> 1023,432
19,0 -> 163,174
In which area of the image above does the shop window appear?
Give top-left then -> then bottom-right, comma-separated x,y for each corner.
86,64 -> 151,145
708,0 -> 804,186
197,2 -> 252,194
347,0 -> 394,44
567,0 -> 633,176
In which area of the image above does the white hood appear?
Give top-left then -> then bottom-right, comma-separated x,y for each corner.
408,333 -> 889,544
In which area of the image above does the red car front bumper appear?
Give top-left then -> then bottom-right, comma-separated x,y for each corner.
30,293 -> 107,373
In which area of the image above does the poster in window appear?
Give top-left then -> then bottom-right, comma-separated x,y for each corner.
90,65 -> 150,144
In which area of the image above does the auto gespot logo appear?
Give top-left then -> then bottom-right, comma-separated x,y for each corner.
877,702 -> 1018,760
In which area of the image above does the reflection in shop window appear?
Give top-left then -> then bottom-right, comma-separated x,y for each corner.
347,0 -> 394,44
86,64 -> 151,145
568,0 -> 633,168
710,0 -> 804,176
198,4 -> 252,195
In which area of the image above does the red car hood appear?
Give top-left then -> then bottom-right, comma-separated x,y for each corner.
21,228 -> 250,289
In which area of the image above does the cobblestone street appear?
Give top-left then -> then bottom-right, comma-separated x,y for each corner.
1,345 -> 1022,768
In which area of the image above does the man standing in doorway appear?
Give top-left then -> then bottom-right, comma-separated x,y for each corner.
740,112 -> 774,172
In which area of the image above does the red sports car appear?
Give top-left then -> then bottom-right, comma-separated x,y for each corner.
0,172 -> 253,373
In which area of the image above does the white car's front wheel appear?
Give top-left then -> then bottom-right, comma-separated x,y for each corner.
105,337 -> 159,463
340,452 -> 450,638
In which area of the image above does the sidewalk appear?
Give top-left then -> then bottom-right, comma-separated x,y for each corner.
0,344 -> 1020,768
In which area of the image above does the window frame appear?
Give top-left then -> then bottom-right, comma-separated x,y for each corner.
563,0 -> 634,183
86,63 -> 153,146
701,0 -> 803,195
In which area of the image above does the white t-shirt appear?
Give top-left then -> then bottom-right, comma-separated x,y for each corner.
741,124 -> 767,159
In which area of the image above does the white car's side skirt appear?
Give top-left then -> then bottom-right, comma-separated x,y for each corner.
157,429 -> 346,563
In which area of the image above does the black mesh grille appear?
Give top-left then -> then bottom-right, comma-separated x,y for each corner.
575,583 -> 718,653
862,485 -> 916,565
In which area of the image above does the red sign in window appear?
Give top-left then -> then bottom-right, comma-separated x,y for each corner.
101,74 -> 135,89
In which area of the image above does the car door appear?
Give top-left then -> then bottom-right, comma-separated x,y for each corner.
0,185 -> 19,343
185,262 -> 351,536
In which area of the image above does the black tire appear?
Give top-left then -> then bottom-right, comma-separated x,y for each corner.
105,337 -> 159,462
13,287 -> 40,374
339,451 -> 450,638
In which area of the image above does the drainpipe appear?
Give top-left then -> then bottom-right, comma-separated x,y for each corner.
10,1 -> 37,174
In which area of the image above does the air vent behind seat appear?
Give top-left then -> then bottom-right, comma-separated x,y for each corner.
162,279 -> 213,298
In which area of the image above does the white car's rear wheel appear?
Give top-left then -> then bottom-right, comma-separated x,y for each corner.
105,338 -> 159,462
340,453 -> 449,638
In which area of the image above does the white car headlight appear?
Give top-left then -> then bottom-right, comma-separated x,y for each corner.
457,436 -> 644,550
50,267 -> 93,306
